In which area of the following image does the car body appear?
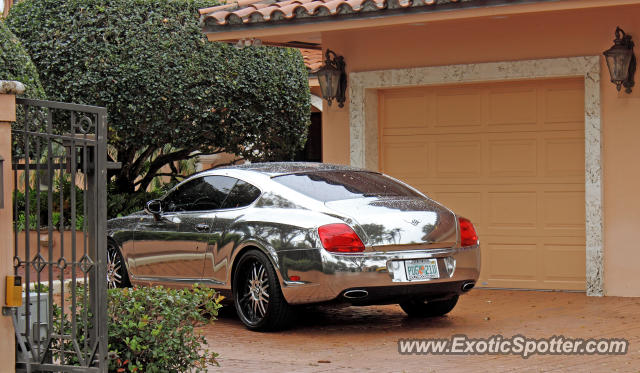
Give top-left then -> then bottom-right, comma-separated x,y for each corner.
107,162 -> 481,330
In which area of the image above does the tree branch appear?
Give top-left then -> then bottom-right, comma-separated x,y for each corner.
130,145 -> 158,179
169,161 -> 179,175
211,157 -> 245,169
135,149 -> 198,191
133,173 -> 188,185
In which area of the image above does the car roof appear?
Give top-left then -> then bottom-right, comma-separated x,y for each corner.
215,162 -> 369,177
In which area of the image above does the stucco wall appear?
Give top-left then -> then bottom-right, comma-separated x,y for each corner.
320,4 -> 640,296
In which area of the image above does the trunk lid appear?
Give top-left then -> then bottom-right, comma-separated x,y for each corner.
324,197 -> 458,250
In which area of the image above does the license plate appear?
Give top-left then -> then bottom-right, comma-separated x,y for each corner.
405,258 -> 439,281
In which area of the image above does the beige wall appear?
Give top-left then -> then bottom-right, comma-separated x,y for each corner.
0,93 -> 16,368
321,4 -> 640,296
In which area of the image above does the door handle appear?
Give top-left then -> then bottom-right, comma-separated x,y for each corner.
195,223 -> 210,232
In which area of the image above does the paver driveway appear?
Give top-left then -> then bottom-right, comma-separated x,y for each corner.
202,289 -> 640,372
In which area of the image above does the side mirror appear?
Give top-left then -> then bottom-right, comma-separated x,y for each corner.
145,199 -> 163,220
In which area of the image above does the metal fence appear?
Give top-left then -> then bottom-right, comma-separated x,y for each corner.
11,98 -> 108,372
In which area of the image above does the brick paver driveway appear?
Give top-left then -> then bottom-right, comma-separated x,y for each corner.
202,290 -> 640,372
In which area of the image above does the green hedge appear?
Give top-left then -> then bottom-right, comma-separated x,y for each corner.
0,19 -> 45,98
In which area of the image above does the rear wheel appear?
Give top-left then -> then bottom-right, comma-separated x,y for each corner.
233,250 -> 293,331
107,242 -> 131,289
400,295 -> 459,317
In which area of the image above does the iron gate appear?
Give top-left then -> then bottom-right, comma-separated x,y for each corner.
11,98 -> 108,372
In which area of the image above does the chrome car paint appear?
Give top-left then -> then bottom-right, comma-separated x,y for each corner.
278,245 -> 480,304
324,197 -> 458,249
131,211 -> 215,280
106,163 -> 480,306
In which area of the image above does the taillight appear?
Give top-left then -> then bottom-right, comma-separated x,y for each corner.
318,223 -> 365,253
459,217 -> 479,247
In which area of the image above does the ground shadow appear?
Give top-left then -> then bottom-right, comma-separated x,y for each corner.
214,302 -> 458,334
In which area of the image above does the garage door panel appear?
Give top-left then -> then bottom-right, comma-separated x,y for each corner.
485,242 -> 538,279
381,142 -> 429,180
434,140 -> 482,178
544,138 -> 585,177
488,88 -> 537,125
434,90 -> 483,128
379,78 -> 585,291
544,87 -> 585,124
381,92 -> 428,129
488,139 -> 538,177
543,191 -> 585,230
487,192 -> 538,229
542,243 -> 586,281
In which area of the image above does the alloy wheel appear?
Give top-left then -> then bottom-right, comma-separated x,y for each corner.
106,246 -> 123,289
233,249 -> 293,330
237,260 -> 270,323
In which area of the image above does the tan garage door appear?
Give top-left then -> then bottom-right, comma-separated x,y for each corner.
379,78 -> 585,290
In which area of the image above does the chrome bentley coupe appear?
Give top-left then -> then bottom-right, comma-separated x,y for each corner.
107,162 -> 481,331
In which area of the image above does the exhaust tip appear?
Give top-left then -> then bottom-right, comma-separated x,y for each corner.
461,281 -> 475,292
343,289 -> 368,299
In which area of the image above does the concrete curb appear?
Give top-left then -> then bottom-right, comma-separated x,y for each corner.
23,278 -> 86,295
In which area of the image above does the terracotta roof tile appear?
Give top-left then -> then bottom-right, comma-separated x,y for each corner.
250,3 -> 272,9
234,6 -> 262,18
227,13 -> 245,24
300,48 -> 324,73
279,3 -> 302,18
211,10 -> 231,24
201,0 -> 471,28
258,6 -> 280,20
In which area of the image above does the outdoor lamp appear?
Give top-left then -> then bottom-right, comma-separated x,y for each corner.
603,26 -> 636,93
317,49 -> 347,108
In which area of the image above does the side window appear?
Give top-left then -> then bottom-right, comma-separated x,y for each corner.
163,178 -> 205,212
164,176 -> 237,212
221,180 -> 262,209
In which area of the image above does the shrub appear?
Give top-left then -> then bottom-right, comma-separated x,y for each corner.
54,285 -> 222,372
13,176 -> 85,231
108,285 -> 222,372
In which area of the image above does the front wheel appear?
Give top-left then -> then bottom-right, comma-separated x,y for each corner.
400,295 -> 459,317
107,242 -> 131,289
233,250 -> 293,331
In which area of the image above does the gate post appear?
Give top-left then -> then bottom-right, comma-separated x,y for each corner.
87,107 -> 109,369
0,81 -> 23,372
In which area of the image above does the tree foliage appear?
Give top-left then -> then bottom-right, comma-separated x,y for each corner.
7,0 -> 310,194
0,19 -> 45,98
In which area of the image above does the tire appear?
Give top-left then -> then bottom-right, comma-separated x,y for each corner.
107,242 -> 131,289
400,295 -> 459,317
233,249 -> 293,331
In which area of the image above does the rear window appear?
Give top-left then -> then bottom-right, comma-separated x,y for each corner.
221,180 -> 262,209
272,171 -> 422,202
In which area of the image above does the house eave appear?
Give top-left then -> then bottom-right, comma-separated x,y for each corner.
202,0 -> 640,42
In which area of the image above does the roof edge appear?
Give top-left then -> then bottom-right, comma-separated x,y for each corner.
201,0 -> 640,41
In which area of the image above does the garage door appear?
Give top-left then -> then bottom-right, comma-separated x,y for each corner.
379,78 -> 585,290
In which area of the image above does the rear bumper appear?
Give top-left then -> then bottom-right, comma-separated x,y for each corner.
279,245 -> 481,305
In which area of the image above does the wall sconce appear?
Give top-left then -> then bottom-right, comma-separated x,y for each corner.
603,26 -> 636,93
317,49 -> 347,108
